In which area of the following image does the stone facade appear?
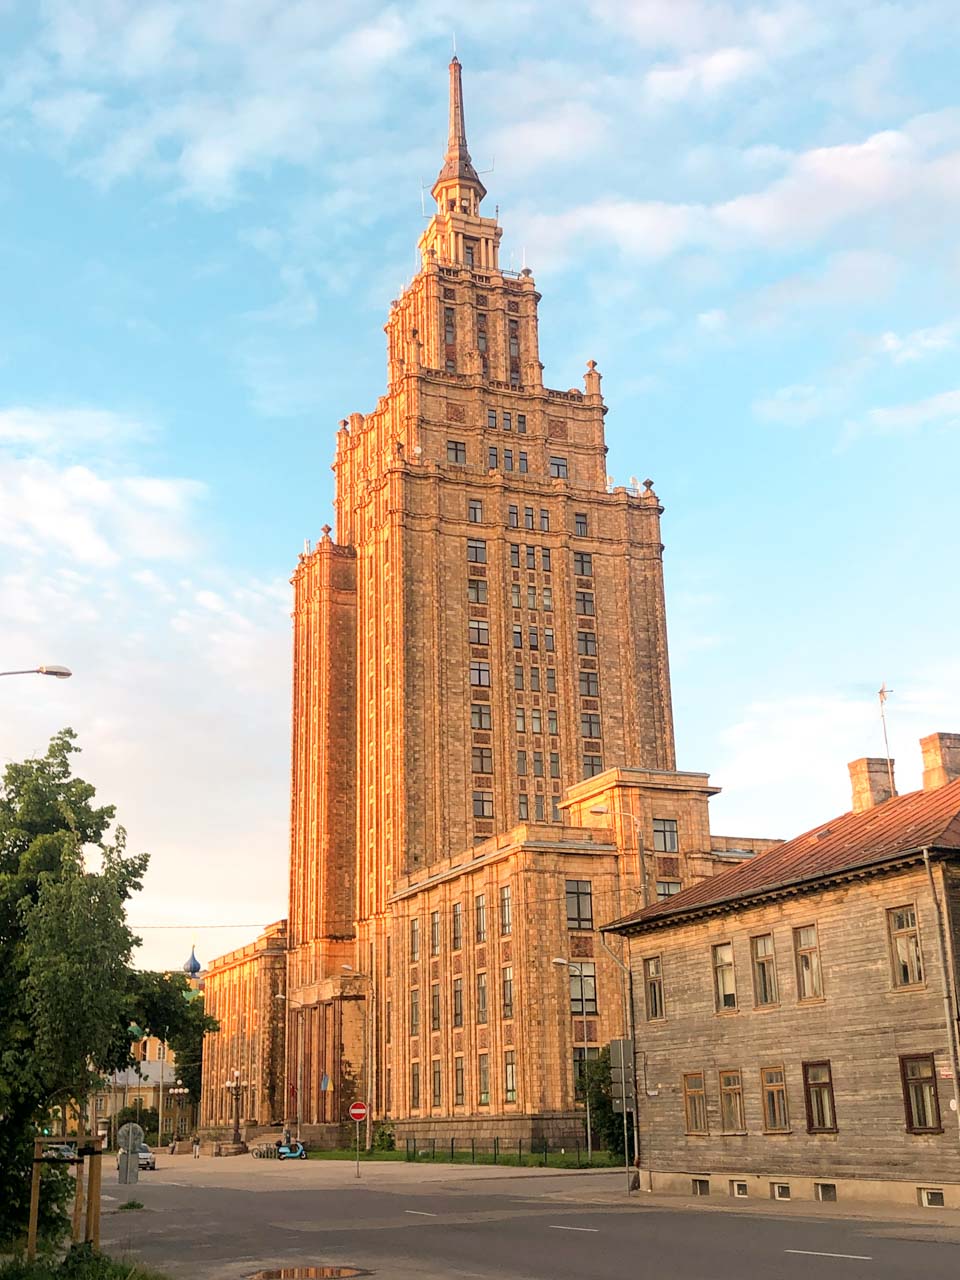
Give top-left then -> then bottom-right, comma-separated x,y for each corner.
607,740 -> 960,1207
200,920 -> 287,1134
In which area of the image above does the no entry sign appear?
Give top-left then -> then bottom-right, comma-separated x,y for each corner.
349,1101 -> 368,1123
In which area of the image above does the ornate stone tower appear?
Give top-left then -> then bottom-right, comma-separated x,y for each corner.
286,58 -> 677,1136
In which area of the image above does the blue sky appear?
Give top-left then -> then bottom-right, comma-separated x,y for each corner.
2,1 -> 959,971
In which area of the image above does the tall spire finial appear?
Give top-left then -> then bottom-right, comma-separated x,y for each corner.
433,56 -> 486,205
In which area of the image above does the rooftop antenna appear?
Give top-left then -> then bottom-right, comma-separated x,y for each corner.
878,682 -> 895,794
452,31 -> 456,55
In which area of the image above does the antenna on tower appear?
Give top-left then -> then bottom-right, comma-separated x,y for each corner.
419,181 -> 430,219
452,31 -> 457,55
878,682 -> 895,795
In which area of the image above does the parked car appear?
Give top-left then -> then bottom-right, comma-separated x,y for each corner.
42,1144 -> 77,1162
116,1143 -> 156,1171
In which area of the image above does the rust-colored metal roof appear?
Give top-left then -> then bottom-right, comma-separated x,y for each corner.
605,779 -> 960,934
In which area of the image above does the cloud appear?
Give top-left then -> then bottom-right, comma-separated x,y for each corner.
644,46 -> 768,103
697,308 -> 727,331
0,406 -> 150,452
876,319 -> 960,364
850,387 -> 960,437
753,383 -> 833,426
745,250 -> 899,325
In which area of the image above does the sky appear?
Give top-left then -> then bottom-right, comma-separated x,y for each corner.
2,0 -> 959,973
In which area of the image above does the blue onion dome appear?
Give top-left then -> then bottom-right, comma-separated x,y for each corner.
183,946 -> 201,977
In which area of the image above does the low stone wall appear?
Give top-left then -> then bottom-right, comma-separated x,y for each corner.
394,1111 -> 586,1146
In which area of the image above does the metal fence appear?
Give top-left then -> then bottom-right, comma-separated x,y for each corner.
403,1137 -> 618,1168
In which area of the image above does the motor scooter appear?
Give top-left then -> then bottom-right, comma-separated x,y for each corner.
276,1141 -> 307,1160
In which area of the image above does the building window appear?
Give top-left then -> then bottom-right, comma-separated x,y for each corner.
549,456 -> 568,479
468,499 -> 483,523
445,358 -> 457,372
504,449 -> 514,472
901,1054 -> 941,1132
581,713 -> 602,739
575,512 -> 588,536
469,618 -> 490,646
508,504 -> 519,528
464,241 -> 475,266
524,506 -> 534,529
504,1051 -> 517,1103
471,703 -> 492,731
431,983 -> 441,1031
550,751 -> 560,778
471,745 -> 493,774
533,751 -> 544,777
535,794 -> 545,821
487,409 -> 497,429
573,1046 -> 600,1099
794,925 -> 823,1000
431,911 -> 440,956
432,1058 -> 442,1107
466,538 -> 486,564
452,977 -> 463,1027
656,880 -> 681,899
652,818 -> 678,852
761,1066 -> 790,1132
410,989 -> 420,1036
544,627 -> 555,652
488,447 -> 498,470
454,1056 -> 465,1106
575,591 -> 595,616
477,312 -> 488,353
502,966 -> 514,1019
720,1070 -> 745,1133
475,893 -> 487,942
888,905 -> 924,987
509,544 -> 520,568
644,955 -> 664,1020
499,885 -> 512,935
518,452 -> 528,473
683,1072 -> 709,1134
545,666 -> 557,692
543,587 -> 553,611
526,585 -> 537,610
803,1061 -> 837,1132
528,627 -> 539,650
470,661 -> 491,687
525,545 -> 536,570
444,307 -> 455,343
452,902 -> 463,950
518,794 -> 529,821
472,791 -> 494,819
584,754 -> 603,778
515,707 -> 526,733
751,934 -> 779,1006
566,879 -> 593,930
512,583 -> 522,609
516,749 -> 527,776
713,943 -> 737,1010
386,1000 -> 391,1044
573,551 -> 593,576
540,509 -> 550,531
410,917 -> 420,962
579,670 -> 599,697
508,319 -> 519,357
517,414 -> 527,434
476,971 -> 488,1024
514,665 -> 525,690
577,630 -> 598,656
467,577 -> 488,604
503,412 -> 512,431
447,440 -> 466,464
478,1053 -> 490,1105
569,962 -> 597,1016
411,1062 -> 420,1109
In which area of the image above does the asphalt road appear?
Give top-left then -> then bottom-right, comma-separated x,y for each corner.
100,1158 -> 960,1280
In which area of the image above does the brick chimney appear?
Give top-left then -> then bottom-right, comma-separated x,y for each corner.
848,757 -> 896,812
920,733 -> 960,790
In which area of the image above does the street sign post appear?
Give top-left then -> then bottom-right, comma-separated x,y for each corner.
348,1102 -> 368,1178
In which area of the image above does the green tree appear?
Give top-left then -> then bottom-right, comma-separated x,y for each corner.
582,1048 -> 627,1158
0,730 -> 147,1249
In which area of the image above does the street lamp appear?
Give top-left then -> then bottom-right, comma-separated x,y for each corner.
0,665 -> 72,678
553,957 -> 593,1162
169,1079 -> 190,1148
223,1069 -> 245,1146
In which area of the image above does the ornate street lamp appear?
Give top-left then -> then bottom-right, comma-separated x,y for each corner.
0,665 -> 72,679
223,1069 -> 246,1145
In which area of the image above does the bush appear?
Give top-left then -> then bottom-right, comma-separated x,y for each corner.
0,1243 -> 168,1280
372,1122 -> 396,1152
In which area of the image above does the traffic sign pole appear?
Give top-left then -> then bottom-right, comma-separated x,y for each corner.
348,1101 -> 368,1178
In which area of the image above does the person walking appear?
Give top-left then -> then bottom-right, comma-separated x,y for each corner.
192,1135 -> 201,1159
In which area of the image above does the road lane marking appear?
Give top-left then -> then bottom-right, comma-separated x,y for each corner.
785,1250 -> 872,1261
405,1210 -> 438,1217
549,1225 -> 599,1233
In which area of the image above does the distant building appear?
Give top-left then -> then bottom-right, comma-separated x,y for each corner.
199,920 -> 287,1134
606,733 -> 960,1208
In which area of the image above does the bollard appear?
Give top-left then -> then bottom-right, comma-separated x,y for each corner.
493,1136 -> 499,1165
471,1137 -> 476,1164
518,1138 -> 523,1166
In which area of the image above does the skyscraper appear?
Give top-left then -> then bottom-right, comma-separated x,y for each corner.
279,59 -> 766,1142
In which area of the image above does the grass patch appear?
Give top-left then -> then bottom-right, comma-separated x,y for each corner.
0,1243 -> 169,1280
306,1149 -> 407,1162
116,1201 -> 144,1213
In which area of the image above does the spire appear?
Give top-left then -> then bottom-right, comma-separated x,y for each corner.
433,56 -> 486,205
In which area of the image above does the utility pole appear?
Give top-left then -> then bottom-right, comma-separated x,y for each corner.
879,682 -> 895,795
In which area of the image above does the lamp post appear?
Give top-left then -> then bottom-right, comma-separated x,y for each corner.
169,1080 -> 189,1148
589,804 -> 648,906
224,1069 -> 244,1146
0,665 -> 72,679
553,958 -> 592,1163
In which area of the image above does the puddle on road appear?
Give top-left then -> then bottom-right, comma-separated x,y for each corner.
249,1269 -> 370,1279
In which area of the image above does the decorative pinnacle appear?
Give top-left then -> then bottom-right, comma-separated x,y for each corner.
434,57 -> 486,201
